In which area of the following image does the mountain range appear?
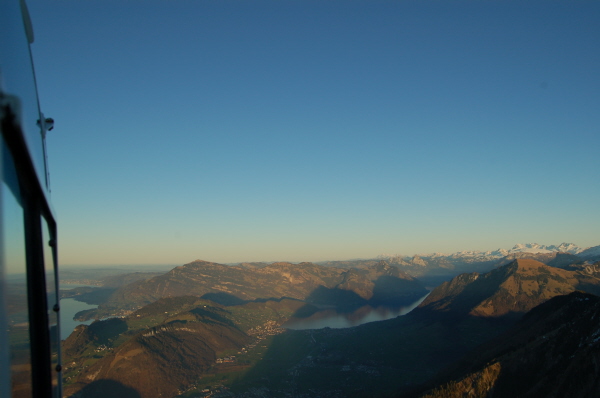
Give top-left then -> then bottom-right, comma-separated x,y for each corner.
77,260 -> 427,320
320,242 -> 600,279
62,257 -> 600,397
231,259 -> 600,396
405,242 -> 591,257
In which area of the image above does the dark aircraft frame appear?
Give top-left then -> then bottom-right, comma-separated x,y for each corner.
1,0 -> 61,397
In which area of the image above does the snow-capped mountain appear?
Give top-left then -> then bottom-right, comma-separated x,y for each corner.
508,243 -> 584,255
419,242 -> 586,260
374,243 -> 596,277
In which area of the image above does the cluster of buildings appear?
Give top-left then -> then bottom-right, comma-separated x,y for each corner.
215,356 -> 236,364
246,320 -> 286,339
178,384 -> 233,398
214,320 -> 286,365
94,344 -> 109,353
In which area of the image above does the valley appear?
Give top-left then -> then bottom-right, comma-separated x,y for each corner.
59,243 -> 600,397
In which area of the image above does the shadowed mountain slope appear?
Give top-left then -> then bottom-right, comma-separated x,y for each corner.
65,320 -> 248,398
64,296 -> 306,398
62,295 -> 319,398
228,260 -> 600,396
87,260 -> 426,319
63,259 -> 600,397
417,291 -> 600,398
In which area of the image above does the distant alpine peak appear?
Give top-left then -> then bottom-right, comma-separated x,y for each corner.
448,242 -> 586,257
509,242 -> 584,255
382,242 -> 588,261
510,243 -> 554,253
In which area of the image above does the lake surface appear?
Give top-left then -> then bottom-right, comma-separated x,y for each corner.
59,298 -> 97,340
59,284 -> 99,340
283,293 -> 430,330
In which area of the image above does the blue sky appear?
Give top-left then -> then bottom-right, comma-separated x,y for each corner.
27,0 -> 600,265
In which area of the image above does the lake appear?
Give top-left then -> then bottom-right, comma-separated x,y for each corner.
59,284 -> 98,340
57,289 -> 430,339
282,293 -> 430,330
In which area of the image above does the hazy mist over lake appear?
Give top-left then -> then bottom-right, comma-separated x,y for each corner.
283,292 -> 429,330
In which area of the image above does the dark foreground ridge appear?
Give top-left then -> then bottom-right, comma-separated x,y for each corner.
415,291 -> 600,398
